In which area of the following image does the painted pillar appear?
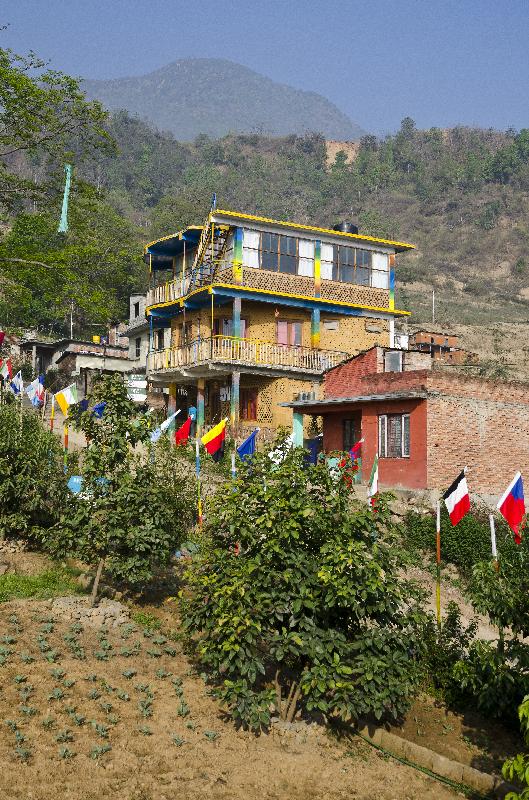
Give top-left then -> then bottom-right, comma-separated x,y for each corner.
233,227 -> 243,285
389,318 -> 395,348
232,297 -> 241,338
311,308 -> 320,349
389,255 -> 395,311
197,378 -> 205,437
230,370 -> 240,429
293,412 -> 304,448
314,239 -> 321,298
168,383 -> 177,441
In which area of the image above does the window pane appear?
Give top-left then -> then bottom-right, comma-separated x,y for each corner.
372,252 -> 389,271
387,415 -> 402,458
277,320 -> 288,345
261,249 -> 278,271
339,246 -> 355,266
357,249 -> 371,268
378,415 -> 387,457
340,264 -> 355,283
279,253 -> 297,274
403,415 -> 410,456
289,322 -> 302,346
371,270 -> 389,289
243,230 -> 260,249
321,243 -> 337,280
355,268 -> 370,286
384,351 -> 403,372
298,239 -> 314,276
261,232 -> 277,252
280,236 -> 296,255
243,246 -> 260,268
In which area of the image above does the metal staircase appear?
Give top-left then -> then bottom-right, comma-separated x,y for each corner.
187,216 -> 231,293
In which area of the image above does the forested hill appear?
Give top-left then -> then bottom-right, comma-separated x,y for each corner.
82,59 -> 364,141
87,113 -> 529,326
4,112 -> 529,341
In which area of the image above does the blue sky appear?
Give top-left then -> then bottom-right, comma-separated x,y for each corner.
3,0 -> 528,135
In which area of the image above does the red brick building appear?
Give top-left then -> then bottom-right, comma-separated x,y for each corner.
284,346 -> 529,495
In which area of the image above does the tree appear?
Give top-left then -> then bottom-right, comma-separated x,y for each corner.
503,695 -> 529,799
44,374 -> 195,603
0,42 -> 112,211
180,445 -> 427,732
0,403 -> 68,540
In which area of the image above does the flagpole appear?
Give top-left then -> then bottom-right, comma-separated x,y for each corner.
489,513 -> 499,571
63,421 -> 68,474
195,438 -> 203,527
50,395 -> 55,433
231,451 -> 236,480
436,499 -> 441,629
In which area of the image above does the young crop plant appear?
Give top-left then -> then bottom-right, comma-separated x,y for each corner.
138,699 -> 153,718
99,702 -> 113,713
122,669 -> 137,680
63,678 -> 76,689
1,635 -> 17,645
171,734 -> 185,746
42,717 -> 55,729
18,684 -> 34,701
107,714 -> 120,726
59,747 -> 75,759
204,731 -> 219,741
45,649 -> 60,663
146,648 -> 162,658
138,725 -> 152,736
89,743 -> 111,759
5,719 -> 18,732
164,645 -> 177,657
176,700 -> 190,718
48,687 -> 65,701
155,668 -> 171,679
91,722 -> 109,739
40,622 -> 54,634
56,729 -> 74,743
15,745 -> 32,762
120,623 -> 136,640
19,705 -> 37,717
180,442 -> 428,732
19,652 -> 35,664
84,673 -> 98,682
88,689 -> 101,700
50,668 -> 66,680
117,690 -> 130,702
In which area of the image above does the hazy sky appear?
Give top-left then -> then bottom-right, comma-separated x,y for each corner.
3,0 -> 528,135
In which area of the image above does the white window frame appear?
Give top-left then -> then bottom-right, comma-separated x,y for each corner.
378,413 -> 410,458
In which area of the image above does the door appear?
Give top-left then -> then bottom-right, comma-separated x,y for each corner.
343,414 -> 361,452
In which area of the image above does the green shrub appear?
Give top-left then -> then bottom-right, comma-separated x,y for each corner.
403,505 -> 528,576
181,443 -> 427,732
0,567 -> 82,602
422,602 -> 478,700
503,695 -> 529,798
0,404 -> 68,540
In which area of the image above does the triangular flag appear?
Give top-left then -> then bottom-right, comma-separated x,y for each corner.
201,418 -> 227,461
0,358 -> 12,381
54,383 -> 78,416
150,410 -> 180,443
175,416 -> 192,445
367,454 -> 378,506
237,428 -> 259,461
497,472 -> 525,544
26,375 -> 45,406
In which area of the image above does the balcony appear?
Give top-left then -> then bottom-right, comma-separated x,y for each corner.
146,263 -> 391,311
147,335 -> 348,379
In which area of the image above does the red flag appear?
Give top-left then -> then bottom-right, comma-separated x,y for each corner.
175,416 -> 192,445
0,331 -> 5,346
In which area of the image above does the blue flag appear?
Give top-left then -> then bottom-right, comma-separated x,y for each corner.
237,428 -> 259,462
92,401 -> 106,418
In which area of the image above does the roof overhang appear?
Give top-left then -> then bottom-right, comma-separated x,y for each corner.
143,226 -> 203,270
281,389 -> 427,412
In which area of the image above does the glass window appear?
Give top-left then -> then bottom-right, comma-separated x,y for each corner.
378,413 -> 410,458
384,350 -> 403,372
279,236 -> 297,274
355,249 -> 371,285
261,232 -> 279,271
134,302 -> 139,318
320,242 -> 336,280
371,270 -> 389,289
289,321 -> 302,346
243,230 -> 260,269
276,320 -> 302,346
213,318 -> 247,337
338,246 -> 355,283
298,239 -> 314,277
135,337 -> 141,358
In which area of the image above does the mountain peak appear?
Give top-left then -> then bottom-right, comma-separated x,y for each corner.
83,58 -> 365,141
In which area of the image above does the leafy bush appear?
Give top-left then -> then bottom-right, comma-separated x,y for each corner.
503,695 -> 529,799
421,601 -> 478,700
403,505 -> 528,576
180,444 -> 427,732
44,375 -> 196,597
0,404 -> 68,540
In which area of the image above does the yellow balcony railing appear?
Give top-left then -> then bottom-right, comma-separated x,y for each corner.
147,335 -> 348,375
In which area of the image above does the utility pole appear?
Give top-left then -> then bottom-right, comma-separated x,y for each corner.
70,299 -> 74,339
432,289 -> 435,325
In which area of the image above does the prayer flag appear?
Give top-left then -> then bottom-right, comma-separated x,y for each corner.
54,383 -> 78,416
497,472 -> 525,544
0,358 -> 12,382
26,375 -> 45,407
201,418 -> 227,461
349,437 -> 364,463
443,469 -> 470,526
237,428 -> 259,461
175,416 -> 192,445
0,331 -> 5,346
150,410 -> 180,443
10,371 -> 23,395
367,453 -> 378,506
92,401 -> 106,419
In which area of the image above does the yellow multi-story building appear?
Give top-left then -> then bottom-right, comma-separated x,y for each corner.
145,206 -> 414,441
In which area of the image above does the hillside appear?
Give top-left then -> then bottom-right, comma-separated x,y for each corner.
82,59 -> 364,141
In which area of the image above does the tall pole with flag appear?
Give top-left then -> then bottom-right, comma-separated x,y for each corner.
58,164 -> 72,234
436,500 -> 441,628
195,439 -> 203,527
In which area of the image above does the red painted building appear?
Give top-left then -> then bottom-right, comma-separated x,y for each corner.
284,346 -> 529,496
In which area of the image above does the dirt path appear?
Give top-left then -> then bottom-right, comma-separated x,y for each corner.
0,598 -> 459,800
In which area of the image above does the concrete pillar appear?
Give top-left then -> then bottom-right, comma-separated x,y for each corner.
197,378 -> 205,437
389,318 -> 395,348
230,370 -> 240,429
232,227 -> 243,285
310,308 -> 320,349
293,412 -> 304,447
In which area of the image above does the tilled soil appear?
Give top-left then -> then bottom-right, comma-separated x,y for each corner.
0,598 -> 460,800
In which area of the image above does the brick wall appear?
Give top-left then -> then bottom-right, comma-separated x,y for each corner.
426,372 -> 529,494
323,347 -> 430,398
